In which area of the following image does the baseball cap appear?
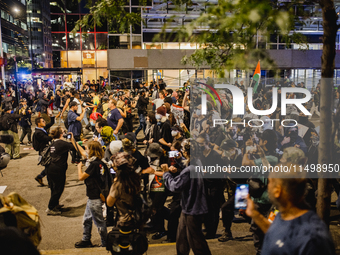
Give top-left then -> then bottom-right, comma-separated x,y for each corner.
90,112 -> 102,121
119,132 -> 136,143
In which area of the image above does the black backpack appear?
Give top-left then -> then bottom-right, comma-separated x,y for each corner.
38,144 -> 53,166
106,228 -> 148,255
1,114 -> 11,131
37,142 -> 61,167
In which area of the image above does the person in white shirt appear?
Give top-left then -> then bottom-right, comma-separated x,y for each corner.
153,90 -> 165,109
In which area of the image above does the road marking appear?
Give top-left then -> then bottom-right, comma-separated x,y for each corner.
40,238 -> 220,254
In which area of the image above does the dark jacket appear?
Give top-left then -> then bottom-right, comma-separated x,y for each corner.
38,98 -> 53,114
137,96 -> 149,115
163,159 -> 209,215
19,107 -> 32,128
33,117 -> 55,154
3,112 -> 21,133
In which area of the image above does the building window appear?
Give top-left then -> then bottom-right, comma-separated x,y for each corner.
66,15 -> 80,32
82,51 -> 95,68
82,33 -> 95,50
96,51 -> 107,67
51,15 -> 65,31
52,33 -> 66,50
96,33 -> 107,50
68,51 -> 81,67
67,33 -> 80,50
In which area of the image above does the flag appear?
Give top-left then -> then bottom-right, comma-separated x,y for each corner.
252,61 -> 261,93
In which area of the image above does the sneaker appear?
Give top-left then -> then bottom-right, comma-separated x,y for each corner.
46,208 -> 61,216
35,177 -> 45,186
27,142 -> 32,146
55,204 -> 64,210
20,142 -> 25,146
75,240 -> 93,248
218,231 -> 233,242
152,231 -> 167,240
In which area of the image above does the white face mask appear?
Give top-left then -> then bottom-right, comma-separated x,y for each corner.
156,114 -> 162,120
171,131 -> 178,137
195,109 -> 201,115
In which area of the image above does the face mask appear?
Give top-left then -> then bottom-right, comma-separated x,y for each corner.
171,131 -> 178,137
156,114 -> 161,120
195,109 -> 201,115
90,121 -> 95,126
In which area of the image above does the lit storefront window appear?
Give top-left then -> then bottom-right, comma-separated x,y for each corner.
96,51 -> 107,68
82,51 -> 95,68
68,51 -> 81,67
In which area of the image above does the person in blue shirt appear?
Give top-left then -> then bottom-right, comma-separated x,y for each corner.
67,101 -> 85,141
246,166 -> 336,255
67,101 -> 85,163
107,99 -> 123,140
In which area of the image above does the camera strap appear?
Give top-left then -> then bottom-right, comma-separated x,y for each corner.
72,136 -> 82,158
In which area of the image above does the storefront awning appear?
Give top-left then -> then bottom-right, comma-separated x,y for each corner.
32,68 -> 82,75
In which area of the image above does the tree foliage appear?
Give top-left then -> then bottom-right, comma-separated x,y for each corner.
74,0 -> 309,75
156,0 -> 309,75
72,0 -> 147,34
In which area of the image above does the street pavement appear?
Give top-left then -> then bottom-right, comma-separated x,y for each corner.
1,113 -> 340,254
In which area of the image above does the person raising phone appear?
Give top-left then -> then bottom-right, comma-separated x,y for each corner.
46,128 -> 86,216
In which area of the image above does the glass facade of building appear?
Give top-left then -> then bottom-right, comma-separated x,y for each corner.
0,0 -> 29,81
50,0 -> 108,82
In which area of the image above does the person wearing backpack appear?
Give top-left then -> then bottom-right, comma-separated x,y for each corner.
75,141 -> 109,248
106,151 -> 140,228
33,113 -> 60,186
45,128 -> 85,216
1,107 -> 22,160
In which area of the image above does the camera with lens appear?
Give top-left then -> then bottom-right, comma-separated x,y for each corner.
63,133 -> 72,139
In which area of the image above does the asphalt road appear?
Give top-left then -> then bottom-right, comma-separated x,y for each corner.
0,138 -> 256,252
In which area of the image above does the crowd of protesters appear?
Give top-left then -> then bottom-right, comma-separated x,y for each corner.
0,76 -> 338,255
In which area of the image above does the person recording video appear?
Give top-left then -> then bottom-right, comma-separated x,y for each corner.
45,128 -> 86,216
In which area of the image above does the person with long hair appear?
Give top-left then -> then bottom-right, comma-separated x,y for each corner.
46,127 -> 85,216
107,152 -> 141,229
75,141 -> 109,248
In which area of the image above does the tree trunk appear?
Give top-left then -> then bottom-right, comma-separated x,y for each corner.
317,0 -> 338,226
